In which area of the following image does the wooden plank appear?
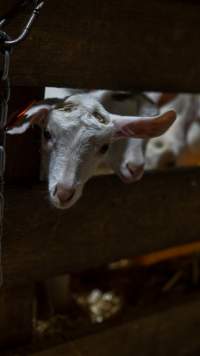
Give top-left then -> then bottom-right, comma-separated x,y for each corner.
29,296 -> 200,356
2,291 -> 200,355
1,1 -> 200,91
0,284 -> 34,347
3,168 -> 200,286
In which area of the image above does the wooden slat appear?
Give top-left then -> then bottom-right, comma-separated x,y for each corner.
3,168 -> 200,286
33,299 -> 200,356
28,293 -> 200,356
0,284 -> 34,347
1,1 -> 200,91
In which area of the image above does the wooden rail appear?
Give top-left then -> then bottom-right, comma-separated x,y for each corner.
4,168 -> 200,286
0,1 -> 200,91
30,295 -> 200,356
2,290 -> 200,355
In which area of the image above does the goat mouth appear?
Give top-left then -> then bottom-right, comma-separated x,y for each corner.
58,192 -> 76,208
50,189 -> 81,210
118,167 -> 144,184
118,172 -> 134,184
127,165 -> 144,181
66,191 -> 75,203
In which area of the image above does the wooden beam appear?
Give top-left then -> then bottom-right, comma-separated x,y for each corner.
0,284 -> 34,347
3,168 -> 200,286
29,295 -> 200,356
1,1 -> 200,91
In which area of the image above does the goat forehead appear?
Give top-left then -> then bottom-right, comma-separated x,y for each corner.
48,121 -> 107,150
49,106 -> 107,130
66,95 -> 110,119
48,108 -> 111,141
48,111 -> 82,135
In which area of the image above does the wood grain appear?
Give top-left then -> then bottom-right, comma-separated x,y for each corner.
30,294 -> 200,356
0,284 -> 34,347
3,168 -> 200,286
1,1 -> 200,91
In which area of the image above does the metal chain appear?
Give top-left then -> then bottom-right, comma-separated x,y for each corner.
0,0 -> 44,285
0,1 -> 39,27
0,40 -> 10,285
0,1 -> 44,47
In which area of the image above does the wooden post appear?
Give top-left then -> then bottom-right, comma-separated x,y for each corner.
0,284 -> 34,347
0,87 -> 45,348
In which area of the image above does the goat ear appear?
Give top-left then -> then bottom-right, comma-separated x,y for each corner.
6,102 -> 53,135
111,110 -> 176,140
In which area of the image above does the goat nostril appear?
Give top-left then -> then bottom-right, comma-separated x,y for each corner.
127,163 -> 144,176
53,185 -> 58,196
67,189 -> 75,201
123,163 -> 144,183
127,164 -> 134,175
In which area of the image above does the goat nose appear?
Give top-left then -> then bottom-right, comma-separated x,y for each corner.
126,163 -> 144,181
54,184 -> 75,203
120,163 -> 144,183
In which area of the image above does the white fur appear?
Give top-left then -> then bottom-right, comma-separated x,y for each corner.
44,95 -> 113,208
44,89 -> 157,182
145,94 -> 197,170
8,91 -> 176,209
99,92 -> 158,182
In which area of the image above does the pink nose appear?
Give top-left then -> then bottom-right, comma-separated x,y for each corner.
54,184 -> 75,204
126,163 -> 144,181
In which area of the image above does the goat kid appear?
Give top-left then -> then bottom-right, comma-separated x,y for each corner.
7,93 -> 176,209
90,90 -> 158,183
145,94 -> 200,170
45,88 -> 158,183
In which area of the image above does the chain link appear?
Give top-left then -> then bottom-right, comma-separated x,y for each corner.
0,1 -> 44,48
0,43 -> 10,285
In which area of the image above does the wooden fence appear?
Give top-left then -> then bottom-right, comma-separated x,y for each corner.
1,0 -> 200,354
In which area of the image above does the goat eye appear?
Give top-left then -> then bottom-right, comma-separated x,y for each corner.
43,129 -> 52,141
94,112 -> 107,124
154,140 -> 164,149
99,144 -> 109,154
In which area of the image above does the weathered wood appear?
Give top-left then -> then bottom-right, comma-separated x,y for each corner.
1,1 -> 200,91
3,168 -> 200,286
26,294 -> 200,356
0,284 -> 34,348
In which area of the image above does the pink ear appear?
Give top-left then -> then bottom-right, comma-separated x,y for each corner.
112,110 -> 176,140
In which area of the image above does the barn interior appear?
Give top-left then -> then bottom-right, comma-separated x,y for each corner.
1,1 -> 200,355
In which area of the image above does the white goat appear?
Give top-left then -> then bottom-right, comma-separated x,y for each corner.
45,88 -> 158,183
176,121 -> 200,167
8,92 -> 176,209
92,90 -> 158,182
145,94 -> 199,170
